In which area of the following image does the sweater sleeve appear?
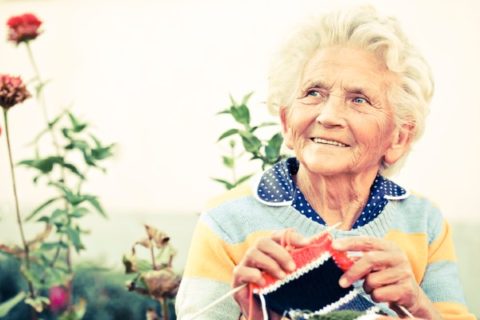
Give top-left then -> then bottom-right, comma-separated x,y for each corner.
421,217 -> 477,320
175,213 -> 241,320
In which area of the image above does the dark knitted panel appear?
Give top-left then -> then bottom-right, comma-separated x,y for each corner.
255,258 -> 375,316
333,296 -> 377,312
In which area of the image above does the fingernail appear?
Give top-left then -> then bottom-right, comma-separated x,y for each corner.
332,240 -> 344,250
339,277 -> 349,288
277,271 -> 286,279
287,261 -> 296,271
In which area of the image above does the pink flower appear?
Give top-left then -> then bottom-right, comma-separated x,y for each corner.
6,13 -> 42,44
0,75 -> 31,109
48,286 -> 70,313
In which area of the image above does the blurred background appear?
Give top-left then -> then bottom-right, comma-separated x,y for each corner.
0,0 -> 479,316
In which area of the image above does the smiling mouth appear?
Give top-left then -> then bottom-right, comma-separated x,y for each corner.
311,137 -> 349,147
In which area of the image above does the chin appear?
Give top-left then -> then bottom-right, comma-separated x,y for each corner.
299,154 -> 352,176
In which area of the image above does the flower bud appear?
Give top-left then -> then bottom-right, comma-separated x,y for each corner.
0,74 -> 31,109
7,13 -> 42,45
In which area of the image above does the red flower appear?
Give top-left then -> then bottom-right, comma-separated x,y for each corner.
6,13 -> 42,44
48,286 -> 70,313
0,75 -> 31,109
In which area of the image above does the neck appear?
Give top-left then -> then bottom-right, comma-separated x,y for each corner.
295,166 -> 379,230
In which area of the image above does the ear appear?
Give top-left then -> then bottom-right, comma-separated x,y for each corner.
384,124 -> 415,165
280,106 -> 294,150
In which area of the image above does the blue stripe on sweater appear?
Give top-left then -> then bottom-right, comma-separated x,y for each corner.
388,197 -> 444,244
421,260 -> 467,304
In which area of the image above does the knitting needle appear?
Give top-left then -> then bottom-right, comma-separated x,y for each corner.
397,305 -> 415,318
327,222 -> 342,231
187,283 -> 247,320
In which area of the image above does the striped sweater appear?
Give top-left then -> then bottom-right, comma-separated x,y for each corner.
176,182 -> 475,319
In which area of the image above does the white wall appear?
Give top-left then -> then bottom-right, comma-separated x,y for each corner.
1,0 -> 479,227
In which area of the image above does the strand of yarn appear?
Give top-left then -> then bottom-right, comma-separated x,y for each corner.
260,293 -> 269,320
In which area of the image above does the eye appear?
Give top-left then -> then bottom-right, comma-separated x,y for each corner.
306,89 -> 321,97
352,96 -> 368,104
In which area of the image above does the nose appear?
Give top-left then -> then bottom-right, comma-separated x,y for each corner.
315,95 -> 346,128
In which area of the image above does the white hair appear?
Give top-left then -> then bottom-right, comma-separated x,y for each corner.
267,6 -> 434,176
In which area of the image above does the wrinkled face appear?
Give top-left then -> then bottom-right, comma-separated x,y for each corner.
281,46 -> 409,177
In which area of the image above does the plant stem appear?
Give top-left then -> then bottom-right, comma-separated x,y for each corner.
149,240 -> 157,270
160,297 -> 169,320
230,142 -> 237,184
25,42 -> 72,272
25,43 -> 50,128
3,109 -> 36,297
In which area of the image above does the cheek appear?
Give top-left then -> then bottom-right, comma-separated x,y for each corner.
354,114 -> 395,154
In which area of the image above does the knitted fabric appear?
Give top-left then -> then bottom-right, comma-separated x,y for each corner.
290,310 -> 380,320
251,232 -> 380,319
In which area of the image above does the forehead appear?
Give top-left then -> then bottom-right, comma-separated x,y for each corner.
302,46 -> 395,93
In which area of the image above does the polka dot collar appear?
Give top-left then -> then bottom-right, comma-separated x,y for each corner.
254,158 -> 409,228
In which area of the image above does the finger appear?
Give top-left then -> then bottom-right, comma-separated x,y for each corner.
363,267 -> 410,293
369,281 -> 418,307
332,236 -> 393,252
339,251 -> 404,287
271,229 -> 310,247
233,265 -> 265,287
255,238 -> 296,272
243,249 -> 288,279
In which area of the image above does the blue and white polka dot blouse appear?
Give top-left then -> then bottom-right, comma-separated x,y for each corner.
256,157 -> 407,229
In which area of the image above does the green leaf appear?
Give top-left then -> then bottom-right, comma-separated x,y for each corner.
252,122 -> 279,132
62,163 -> 85,179
26,196 -> 63,221
211,178 -> 234,190
89,133 -> 102,148
235,173 -> 254,186
65,139 -> 90,151
241,135 -> 262,153
18,156 -> 64,174
69,207 -> 89,218
217,128 -> 239,142
37,216 -> 50,223
50,208 -> 68,224
265,133 -> 284,162
65,226 -> 84,252
67,112 -> 88,133
228,93 -> 237,106
222,156 -> 235,168
48,109 -> 68,128
241,92 -> 254,105
83,195 -> 106,217
0,291 -> 26,317
216,109 -> 231,115
81,150 -> 97,167
40,241 -> 67,251
62,128 -> 73,139
48,182 -> 78,204
92,144 -> 115,160
230,104 -> 250,126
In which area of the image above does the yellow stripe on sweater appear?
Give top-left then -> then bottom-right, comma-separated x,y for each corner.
384,230 -> 428,283
428,221 -> 457,264
183,220 -> 272,283
433,302 -> 477,320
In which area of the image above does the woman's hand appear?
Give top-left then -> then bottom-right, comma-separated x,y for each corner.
332,237 -> 441,320
232,229 -> 309,319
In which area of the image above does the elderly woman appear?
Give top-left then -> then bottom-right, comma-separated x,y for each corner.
176,6 -> 475,320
